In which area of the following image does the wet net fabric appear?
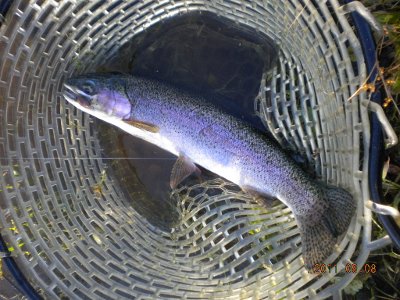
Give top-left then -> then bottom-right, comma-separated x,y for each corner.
0,0 -> 373,299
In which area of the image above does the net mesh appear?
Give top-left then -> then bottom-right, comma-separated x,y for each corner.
0,0 -> 375,299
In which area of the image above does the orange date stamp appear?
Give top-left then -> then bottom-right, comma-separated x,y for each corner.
309,263 -> 377,274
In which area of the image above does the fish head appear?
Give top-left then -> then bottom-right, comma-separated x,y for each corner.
63,74 -> 131,119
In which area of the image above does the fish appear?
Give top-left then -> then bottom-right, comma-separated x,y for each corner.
63,73 -> 356,269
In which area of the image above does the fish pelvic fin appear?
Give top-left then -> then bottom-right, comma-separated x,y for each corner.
170,154 -> 201,189
241,186 -> 279,208
298,185 -> 355,270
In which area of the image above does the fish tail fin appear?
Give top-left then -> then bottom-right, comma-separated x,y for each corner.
298,185 -> 355,269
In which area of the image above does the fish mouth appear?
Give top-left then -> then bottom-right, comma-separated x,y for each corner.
63,83 -> 92,108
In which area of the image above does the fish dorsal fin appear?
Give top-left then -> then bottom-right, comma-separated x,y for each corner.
124,119 -> 159,133
170,154 -> 201,189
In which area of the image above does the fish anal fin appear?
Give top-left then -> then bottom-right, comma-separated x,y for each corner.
241,185 -> 279,208
170,155 -> 201,189
124,119 -> 159,133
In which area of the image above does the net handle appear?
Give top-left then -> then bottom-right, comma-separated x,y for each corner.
361,100 -> 399,148
366,235 -> 393,252
339,1 -> 383,37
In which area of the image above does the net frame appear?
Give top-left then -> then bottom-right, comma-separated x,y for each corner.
0,0 -> 397,299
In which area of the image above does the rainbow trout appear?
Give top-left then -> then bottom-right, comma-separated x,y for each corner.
63,73 -> 355,269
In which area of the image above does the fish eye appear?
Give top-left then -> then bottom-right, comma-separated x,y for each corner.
81,80 -> 96,96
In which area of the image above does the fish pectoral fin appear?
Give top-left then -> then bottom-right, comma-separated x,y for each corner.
170,155 -> 201,189
123,119 -> 159,133
241,185 -> 279,208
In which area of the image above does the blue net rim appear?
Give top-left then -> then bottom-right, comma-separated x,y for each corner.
344,0 -> 400,251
